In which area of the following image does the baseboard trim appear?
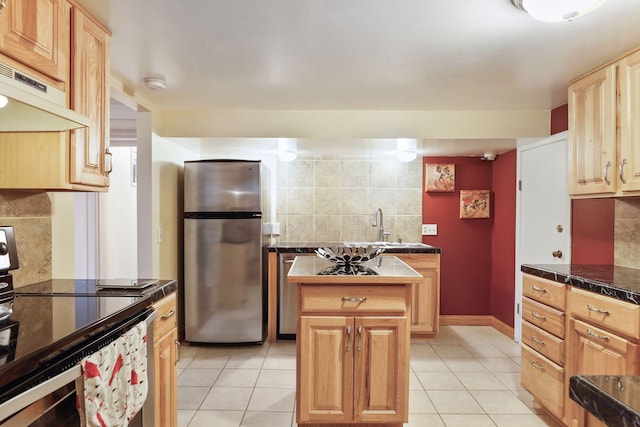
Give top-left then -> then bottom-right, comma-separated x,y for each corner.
439,315 -> 515,339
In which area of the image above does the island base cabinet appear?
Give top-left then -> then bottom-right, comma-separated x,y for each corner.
298,316 -> 408,425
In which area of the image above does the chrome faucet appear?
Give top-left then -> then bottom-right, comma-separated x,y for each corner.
371,207 -> 388,242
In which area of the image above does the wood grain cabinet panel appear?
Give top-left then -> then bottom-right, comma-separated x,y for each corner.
522,274 -> 566,311
152,294 -> 178,427
521,320 -> 565,366
394,254 -> 440,335
568,47 -> 640,197
569,287 -> 640,340
521,345 -> 564,420
0,0 -> 69,82
69,5 -> 110,187
522,297 -> 566,339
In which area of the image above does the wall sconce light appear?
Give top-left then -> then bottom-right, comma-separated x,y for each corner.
396,138 -> 418,162
278,138 -> 297,162
512,0 -> 608,22
0,95 -> 8,109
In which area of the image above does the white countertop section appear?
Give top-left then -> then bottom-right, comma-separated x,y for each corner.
288,255 -> 422,284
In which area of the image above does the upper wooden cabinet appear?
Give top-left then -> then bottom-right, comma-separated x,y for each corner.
69,5 -> 110,187
0,0 -> 70,82
569,47 -> 640,197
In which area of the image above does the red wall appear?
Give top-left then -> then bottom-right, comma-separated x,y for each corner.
551,104 -> 568,135
491,150 -> 517,327
422,157 -> 493,316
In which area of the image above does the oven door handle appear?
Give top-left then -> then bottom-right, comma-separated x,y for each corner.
0,365 -> 82,421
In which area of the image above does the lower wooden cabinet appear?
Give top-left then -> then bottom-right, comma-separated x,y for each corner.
152,293 -> 178,427
566,318 -> 640,426
298,315 -> 408,424
521,345 -> 564,420
394,254 -> 440,335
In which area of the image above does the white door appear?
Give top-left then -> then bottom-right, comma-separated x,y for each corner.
514,131 -> 571,341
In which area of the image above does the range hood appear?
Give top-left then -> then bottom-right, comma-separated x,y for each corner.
0,61 -> 90,132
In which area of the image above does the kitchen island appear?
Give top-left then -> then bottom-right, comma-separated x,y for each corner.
0,279 -> 177,425
289,255 -> 421,427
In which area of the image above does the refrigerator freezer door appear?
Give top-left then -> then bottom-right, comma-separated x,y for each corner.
184,217 -> 264,343
184,161 -> 261,213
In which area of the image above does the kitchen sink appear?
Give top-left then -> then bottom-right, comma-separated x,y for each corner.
343,241 -> 432,249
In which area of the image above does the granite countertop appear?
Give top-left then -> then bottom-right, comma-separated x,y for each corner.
288,256 -> 421,284
269,241 -> 442,254
570,375 -> 640,426
521,264 -> 640,305
0,279 -> 177,405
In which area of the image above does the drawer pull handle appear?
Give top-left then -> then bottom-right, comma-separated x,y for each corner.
531,311 -> 547,321
532,285 -> 548,293
342,297 -> 367,303
604,161 -> 612,186
161,310 -> 176,320
587,328 -> 609,341
356,325 -> 363,351
530,360 -> 545,371
587,304 -> 610,316
346,326 -> 352,352
531,335 -> 545,346
175,340 -> 181,364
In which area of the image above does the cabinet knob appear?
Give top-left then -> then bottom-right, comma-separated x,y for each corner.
552,250 -> 563,258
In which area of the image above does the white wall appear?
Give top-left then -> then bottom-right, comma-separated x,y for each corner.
99,146 -> 138,278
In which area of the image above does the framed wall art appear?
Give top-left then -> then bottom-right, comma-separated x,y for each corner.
425,163 -> 455,192
460,190 -> 491,219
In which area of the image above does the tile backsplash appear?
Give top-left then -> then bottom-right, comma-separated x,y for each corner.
275,156 -> 423,243
0,191 -> 52,287
615,197 -> 640,268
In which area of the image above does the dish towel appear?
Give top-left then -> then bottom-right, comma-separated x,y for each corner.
76,320 -> 149,427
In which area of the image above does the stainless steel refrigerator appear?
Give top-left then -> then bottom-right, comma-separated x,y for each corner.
183,160 -> 270,343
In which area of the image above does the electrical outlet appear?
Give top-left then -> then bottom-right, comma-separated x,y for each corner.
422,224 -> 437,236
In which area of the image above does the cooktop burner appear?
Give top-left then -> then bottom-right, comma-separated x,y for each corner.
318,264 -> 379,276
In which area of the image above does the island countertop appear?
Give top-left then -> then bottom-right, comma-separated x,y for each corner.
288,256 -> 422,284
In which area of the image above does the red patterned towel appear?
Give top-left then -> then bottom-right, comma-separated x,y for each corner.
77,321 -> 148,427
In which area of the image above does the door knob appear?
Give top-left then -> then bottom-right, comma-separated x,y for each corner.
552,250 -> 563,258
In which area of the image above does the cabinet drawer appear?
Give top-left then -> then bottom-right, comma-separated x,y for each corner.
300,285 -> 408,314
521,345 -> 564,420
153,293 -> 178,338
522,297 -> 565,339
522,274 -> 566,310
521,321 -> 565,366
570,288 -> 640,340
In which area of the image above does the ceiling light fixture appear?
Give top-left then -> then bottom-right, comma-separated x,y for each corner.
0,95 -> 8,109
277,138 -> 297,162
143,75 -> 167,90
511,0 -> 608,22
396,138 -> 418,162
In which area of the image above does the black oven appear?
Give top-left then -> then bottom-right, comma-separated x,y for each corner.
0,307 -> 156,427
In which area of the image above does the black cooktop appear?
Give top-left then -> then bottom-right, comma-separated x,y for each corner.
0,293 -> 148,402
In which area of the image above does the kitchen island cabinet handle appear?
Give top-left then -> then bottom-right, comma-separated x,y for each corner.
530,335 -> 545,346
587,304 -> 610,316
587,328 -> 610,341
342,297 -> 367,303
531,285 -> 547,293
175,340 -> 181,363
346,326 -> 352,352
161,310 -> 176,320
530,360 -> 545,371
356,326 -> 363,351
105,150 -> 113,175
604,161 -> 612,185
0,0 -> 5,14
531,311 -> 547,321
620,159 -> 628,184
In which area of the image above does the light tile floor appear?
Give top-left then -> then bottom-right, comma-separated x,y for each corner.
177,325 -> 562,427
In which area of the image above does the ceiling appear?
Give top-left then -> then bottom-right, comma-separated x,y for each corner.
83,0 -> 640,156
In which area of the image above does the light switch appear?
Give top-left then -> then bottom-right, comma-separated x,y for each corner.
422,224 -> 437,236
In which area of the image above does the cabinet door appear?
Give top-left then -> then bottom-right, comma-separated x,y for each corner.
69,6 -> 110,187
154,327 -> 178,427
0,0 -> 69,81
567,319 -> 639,425
619,50 -> 640,193
568,65 -> 617,196
298,316 -> 354,424
411,270 -> 438,333
354,317 -> 408,423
